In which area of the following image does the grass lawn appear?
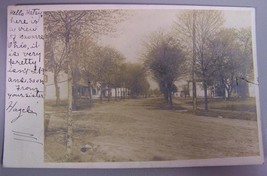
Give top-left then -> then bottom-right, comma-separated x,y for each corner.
176,97 -> 257,120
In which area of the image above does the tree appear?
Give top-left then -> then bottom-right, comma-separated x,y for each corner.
44,10 -> 125,107
98,46 -> 126,101
182,84 -> 190,98
144,31 -> 186,106
174,10 -> 224,111
44,36 -> 67,106
207,27 -> 254,99
124,63 -> 150,98
111,62 -> 128,100
77,41 -> 126,101
236,28 -> 253,98
44,10 -> 125,160
208,28 -> 241,99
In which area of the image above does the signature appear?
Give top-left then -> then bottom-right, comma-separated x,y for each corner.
6,101 -> 37,123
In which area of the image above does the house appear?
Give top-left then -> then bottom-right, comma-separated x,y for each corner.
44,72 -> 129,102
173,79 -> 256,98
173,79 -> 212,98
44,72 -> 68,100
45,71 -> 256,102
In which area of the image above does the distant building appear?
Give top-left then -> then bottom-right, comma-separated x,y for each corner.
45,71 -> 256,101
173,80 -> 211,98
44,72 -> 129,101
44,72 -> 68,100
173,79 -> 256,98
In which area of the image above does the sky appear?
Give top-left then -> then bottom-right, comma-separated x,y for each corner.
99,9 -> 253,63
98,8 -> 253,89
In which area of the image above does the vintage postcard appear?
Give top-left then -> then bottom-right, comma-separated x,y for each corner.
4,4 -> 263,168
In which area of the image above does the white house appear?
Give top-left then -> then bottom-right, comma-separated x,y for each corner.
44,72 -> 68,100
173,79 -> 256,98
44,72 -> 129,101
45,71 -> 256,101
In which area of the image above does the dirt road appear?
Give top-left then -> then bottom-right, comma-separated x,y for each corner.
44,98 -> 260,162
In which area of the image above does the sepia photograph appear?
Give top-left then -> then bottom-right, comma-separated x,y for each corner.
43,6 -> 261,164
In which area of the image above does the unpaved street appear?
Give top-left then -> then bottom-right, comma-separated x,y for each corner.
44,98 -> 260,162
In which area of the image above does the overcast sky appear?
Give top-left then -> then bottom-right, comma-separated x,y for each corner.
99,9 -> 253,63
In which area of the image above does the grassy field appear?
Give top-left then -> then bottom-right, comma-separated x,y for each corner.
44,97 -> 260,162
176,97 -> 257,120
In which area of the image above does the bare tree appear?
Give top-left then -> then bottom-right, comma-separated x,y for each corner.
236,28 -> 253,98
72,38 -> 98,103
208,27 -> 253,99
44,37 -> 67,106
208,28 -> 241,99
44,10 -> 125,161
97,46 -> 126,101
174,10 -> 224,111
78,41 -> 126,102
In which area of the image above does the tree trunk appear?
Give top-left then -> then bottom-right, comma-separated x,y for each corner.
192,11 -> 197,111
107,85 -> 110,102
67,63 -> 73,161
192,81 -> 197,110
169,88 -> 173,107
100,86 -> 103,103
226,88 -> 231,100
203,80 -> 208,111
115,87 -> 117,101
164,91 -> 168,103
88,81 -> 92,104
66,29 -> 73,161
123,87 -> 126,100
220,79 -> 227,100
73,85 -> 78,110
54,72 -> 60,106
